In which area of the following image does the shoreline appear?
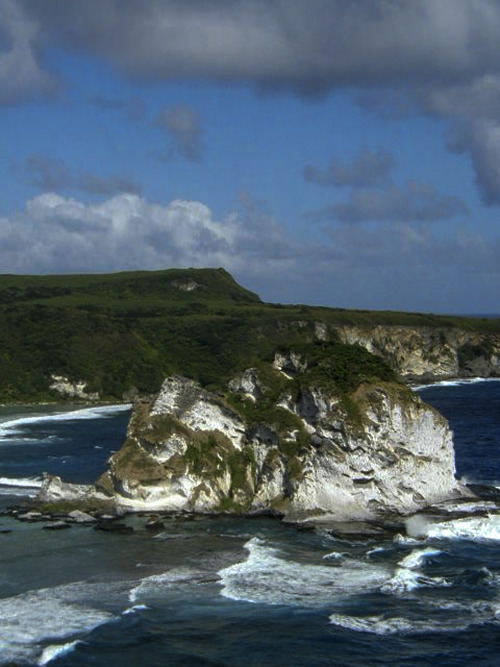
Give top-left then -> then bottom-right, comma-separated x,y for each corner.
2,374 -> 500,409
3,479 -> 500,542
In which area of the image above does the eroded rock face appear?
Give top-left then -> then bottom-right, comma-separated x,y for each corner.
37,474 -> 103,503
49,375 -> 99,401
334,325 -> 500,381
228,368 -> 261,401
97,369 -> 468,521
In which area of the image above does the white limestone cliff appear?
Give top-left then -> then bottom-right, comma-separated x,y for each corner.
333,325 -> 500,380
49,375 -> 99,401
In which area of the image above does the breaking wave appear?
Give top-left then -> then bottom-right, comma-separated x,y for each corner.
218,537 -> 390,607
0,582 -> 116,665
424,514 -> 500,542
329,612 -> 479,635
413,378 -> 500,391
380,548 -> 449,595
37,640 -> 82,665
0,404 -> 131,439
0,475 -> 44,496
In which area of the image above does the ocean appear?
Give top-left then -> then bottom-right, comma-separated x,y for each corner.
1,380 -> 500,666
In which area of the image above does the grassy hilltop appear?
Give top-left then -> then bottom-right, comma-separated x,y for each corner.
1,267 -> 498,403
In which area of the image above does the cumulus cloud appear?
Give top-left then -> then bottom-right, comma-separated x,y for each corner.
14,154 -> 142,196
0,192 -> 296,275
154,104 -> 203,161
304,148 -> 394,188
0,191 -> 498,312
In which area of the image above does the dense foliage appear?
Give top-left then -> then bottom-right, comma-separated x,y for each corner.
0,268 -> 498,403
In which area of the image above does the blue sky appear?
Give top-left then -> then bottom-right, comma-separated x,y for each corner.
1,1 -> 499,313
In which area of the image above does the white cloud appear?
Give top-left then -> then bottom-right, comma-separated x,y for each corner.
1,191 -> 499,312
1,192 -> 295,275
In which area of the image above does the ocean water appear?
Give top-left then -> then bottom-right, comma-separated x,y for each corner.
1,381 -> 500,666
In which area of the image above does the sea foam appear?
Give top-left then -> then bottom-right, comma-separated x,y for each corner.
37,640 -> 82,665
414,378 -> 500,392
0,581 -> 123,666
0,404 -> 130,439
425,515 -> 500,542
0,475 -> 44,497
329,612 -> 473,635
218,537 -> 390,607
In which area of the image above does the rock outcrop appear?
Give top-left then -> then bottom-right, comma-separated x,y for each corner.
94,364 -> 468,521
333,325 -> 500,381
49,375 -> 99,401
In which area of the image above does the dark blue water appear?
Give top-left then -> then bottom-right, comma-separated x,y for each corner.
1,382 -> 500,666
418,380 -> 500,484
0,405 -> 131,508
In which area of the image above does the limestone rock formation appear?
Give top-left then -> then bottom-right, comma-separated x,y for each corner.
95,364 -> 468,521
333,325 -> 500,381
49,375 -> 99,401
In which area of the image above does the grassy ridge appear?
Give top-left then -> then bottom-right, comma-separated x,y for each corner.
0,268 -> 498,403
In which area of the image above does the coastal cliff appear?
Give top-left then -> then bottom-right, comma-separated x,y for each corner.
90,356 -> 467,522
334,325 -> 500,382
1,268 -> 499,403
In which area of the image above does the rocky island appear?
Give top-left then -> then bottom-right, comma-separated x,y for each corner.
92,370 -> 466,522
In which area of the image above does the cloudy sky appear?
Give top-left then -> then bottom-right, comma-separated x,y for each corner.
1,0 -> 500,313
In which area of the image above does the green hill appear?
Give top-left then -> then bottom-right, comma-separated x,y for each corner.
0,268 -> 498,403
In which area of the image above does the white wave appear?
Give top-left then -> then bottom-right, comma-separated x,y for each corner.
322,551 -> 347,561
380,548 -> 448,595
0,475 -> 44,488
0,582 -> 116,665
218,537 -> 391,607
0,404 -> 130,439
129,567 -> 214,603
0,475 -> 44,498
38,640 -> 81,665
425,514 -> 500,542
414,377 -> 500,391
397,548 -> 443,570
366,547 -> 389,558
381,568 -> 449,595
393,533 -> 422,545
329,612 -> 472,635
123,604 -> 150,615
434,499 -> 499,513
0,485 -> 40,498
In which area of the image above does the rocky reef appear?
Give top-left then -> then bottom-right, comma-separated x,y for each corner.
70,353 -> 469,523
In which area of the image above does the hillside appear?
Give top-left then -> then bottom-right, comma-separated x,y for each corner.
1,268 -> 499,403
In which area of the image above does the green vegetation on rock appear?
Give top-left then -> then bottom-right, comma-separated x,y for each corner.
1,267 -> 498,402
